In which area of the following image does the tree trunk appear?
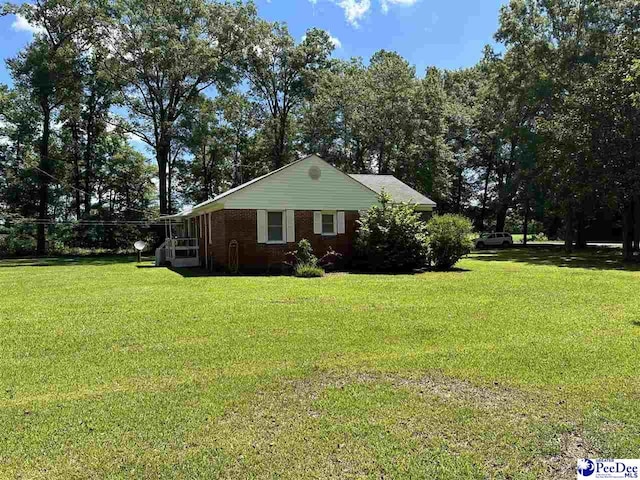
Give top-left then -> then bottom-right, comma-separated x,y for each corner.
208,147 -> 217,198
455,167 -> 463,214
272,114 -> 287,169
564,204 -> 573,253
495,205 -> 508,233
622,200 -> 634,262
202,144 -> 208,200
15,139 -> 21,165
233,136 -> 241,187
494,162 -> 506,232
354,139 -> 365,173
548,215 -> 561,240
522,198 -> 530,246
83,99 -> 95,217
71,121 -> 82,220
278,113 -> 287,167
479,160 -> 493,231
634,194 -> 640,251
167,162 -> 173,214
378,140 -> 386,174
495,139 -> 517,234
37,104 -> 51,255
157,139 -> 170,214
575,209 -> 587,249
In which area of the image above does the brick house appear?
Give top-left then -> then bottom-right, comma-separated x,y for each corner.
156,154 -> 436,272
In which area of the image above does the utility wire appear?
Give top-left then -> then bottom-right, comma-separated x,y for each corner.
4,150 -> 187,226
32,165 -> 154,216
7,217 -> 172,226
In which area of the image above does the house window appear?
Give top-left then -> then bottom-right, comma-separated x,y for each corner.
322,213 -> 335,235
267,211 -> 284,243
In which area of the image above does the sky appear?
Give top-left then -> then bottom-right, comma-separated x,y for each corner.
256,0 -> 507,74
0,0 -> 507,86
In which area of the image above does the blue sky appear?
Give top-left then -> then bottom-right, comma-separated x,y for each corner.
0,0 -> 507,86
256,0 -> 506,75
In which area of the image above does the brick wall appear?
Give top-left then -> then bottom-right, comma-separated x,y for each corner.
209,210 -> 227,268
204,209 -> 360,271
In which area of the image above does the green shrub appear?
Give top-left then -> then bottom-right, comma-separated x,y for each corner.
293,239 -> 317,265
0,225 -> 37,256
529,232 -> 549,242
356,191 -> 429,272
426,214 -> 474,270
318,247 -> 344,271
286,239 -> 319,271
294,262 -> 325,278
287,240 -> 324,276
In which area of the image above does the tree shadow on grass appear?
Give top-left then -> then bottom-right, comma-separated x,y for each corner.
347,267 -> 471,275
161,265 -> 471,278
0,255 -> 148,268
470,246 -> 640,272
162,266 -> 291,278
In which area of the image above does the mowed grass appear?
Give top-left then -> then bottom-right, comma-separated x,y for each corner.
1,248 -> 639,479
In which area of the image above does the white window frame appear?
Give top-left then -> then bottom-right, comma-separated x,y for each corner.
266,210 -> 286,244
321,211 -> 337,236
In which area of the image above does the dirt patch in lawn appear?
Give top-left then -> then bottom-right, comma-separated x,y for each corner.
198,372 -> 597,479
545,431 -> 595,479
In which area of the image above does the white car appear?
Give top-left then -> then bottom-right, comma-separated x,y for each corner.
474,232 -> 513,249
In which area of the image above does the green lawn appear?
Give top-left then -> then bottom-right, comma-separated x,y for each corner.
1,249 -> 639,479
509,234 -> 552,243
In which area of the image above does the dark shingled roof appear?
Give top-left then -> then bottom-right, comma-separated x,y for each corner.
349,174 -> 436,207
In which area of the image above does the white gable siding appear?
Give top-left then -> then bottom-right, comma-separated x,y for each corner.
221,156 -> 379,211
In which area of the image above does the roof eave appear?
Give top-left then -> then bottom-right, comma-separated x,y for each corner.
157,213 -> 187,221
190,201 -> 223,216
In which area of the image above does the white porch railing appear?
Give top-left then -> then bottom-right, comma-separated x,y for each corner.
155,238 -> 200,267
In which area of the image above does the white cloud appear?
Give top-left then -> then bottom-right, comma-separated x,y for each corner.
338,0 -> 371,27
310,0 -> 370,27
329,33 -> 342,49
311,0 -> 418,27
11,14 -> 44,35
380,0 -> 419,13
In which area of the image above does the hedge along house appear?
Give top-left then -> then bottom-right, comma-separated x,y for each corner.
156,154 -> 436,272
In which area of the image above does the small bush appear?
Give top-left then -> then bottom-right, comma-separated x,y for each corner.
294,262 -> 325,277
287,239 -> 318,267
529,232 -> 548,242
356,191 -> 429,272
318,247 -> 344,271
426,214 -> 474,270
